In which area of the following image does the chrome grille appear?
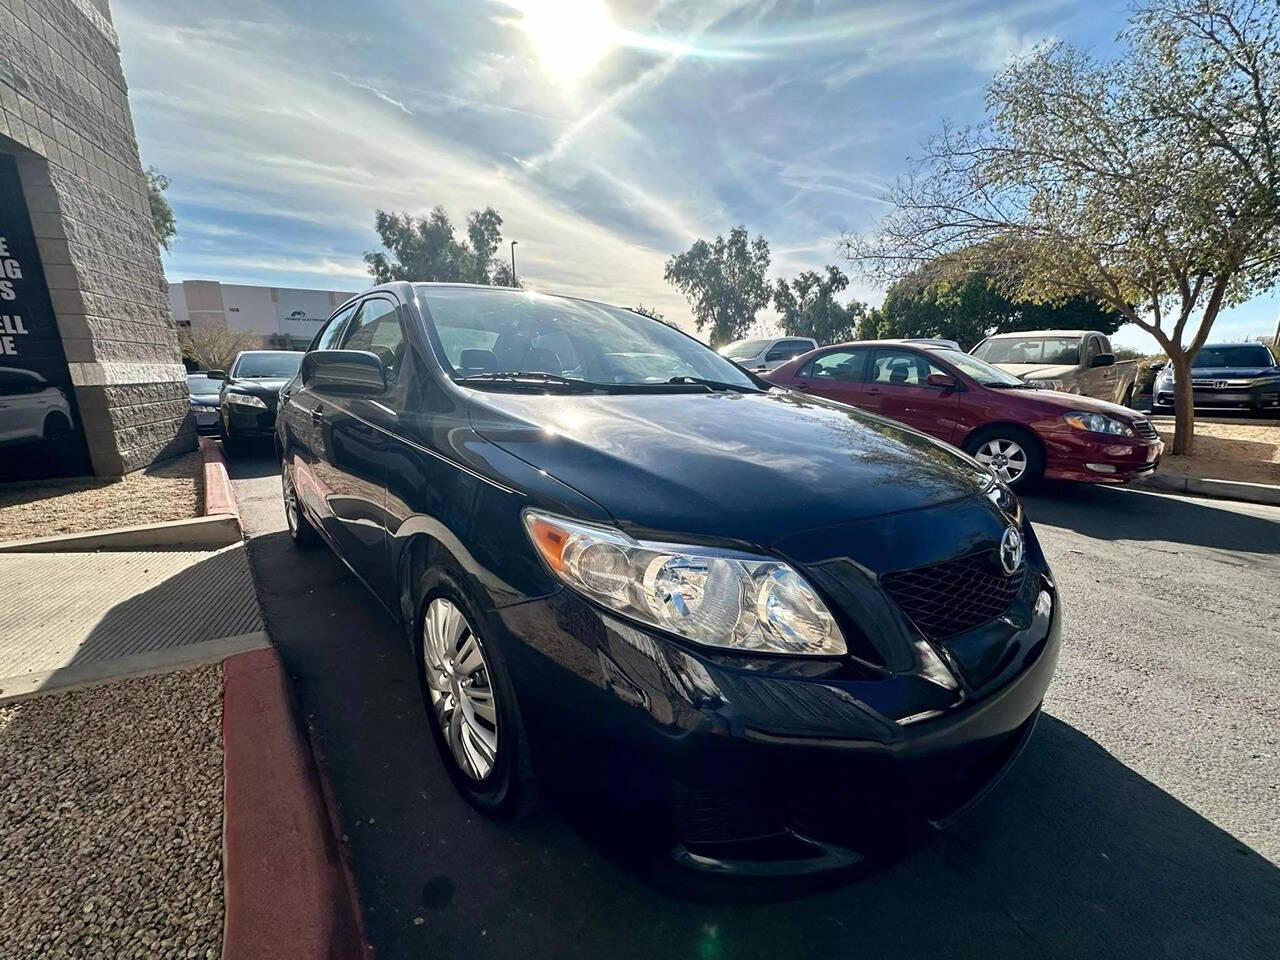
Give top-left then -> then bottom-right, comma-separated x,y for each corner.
1131,418 -> 1158,440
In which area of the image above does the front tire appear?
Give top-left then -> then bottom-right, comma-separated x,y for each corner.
964,426 -> 1044,490
415,575 -> 535,819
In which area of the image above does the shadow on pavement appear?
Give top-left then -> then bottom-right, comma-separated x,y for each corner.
1023,482 -> 1280,554
240,521 -> 1280,960
221,440 -> 279,481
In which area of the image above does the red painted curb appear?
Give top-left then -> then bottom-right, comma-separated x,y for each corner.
200,436 -> 239,519
223,647 -> 368,960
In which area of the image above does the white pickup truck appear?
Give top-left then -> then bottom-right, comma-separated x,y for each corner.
970,329 -> 1139,405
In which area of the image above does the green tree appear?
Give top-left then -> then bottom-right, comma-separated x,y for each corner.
875,255 -> 1124,349
664,226 -> 772,347
845,0 -> 1280,455
146,167 -> 176,252
364,205 -> 510,285
629,303 -> 677,327
772,265 -> 869,344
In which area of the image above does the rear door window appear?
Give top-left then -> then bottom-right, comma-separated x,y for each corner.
802,348 -> 868,381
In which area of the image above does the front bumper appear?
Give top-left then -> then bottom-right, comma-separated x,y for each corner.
1155,382 -> 1280,409
495,562 -> 1060,872
191,404 -> 221,435
222,403 -> 278,437
1042,430 -> 1163,484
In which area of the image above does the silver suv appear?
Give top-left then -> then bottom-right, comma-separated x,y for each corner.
718,336 -> 817,372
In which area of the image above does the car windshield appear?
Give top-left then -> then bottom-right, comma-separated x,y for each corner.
973,337 -> 1081,365
1191,345 -> 1275,368
232,352 -> 303,379
418,287 -> 759,391
186,374 -> 221,397
720,339 -> 771,359
931,349 -> 1025,387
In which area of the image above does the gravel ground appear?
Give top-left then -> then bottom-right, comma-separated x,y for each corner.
0,452 -> 203,542
0,667 -> 224,960
1156,420 -> 1280,484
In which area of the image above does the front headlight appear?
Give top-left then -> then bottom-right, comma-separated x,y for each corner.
523,510 -> 845,656
1027,378 -> 1065,391
1063,411 -> 1134,436
986,478 -> 1023,525
225,393 -> 267,409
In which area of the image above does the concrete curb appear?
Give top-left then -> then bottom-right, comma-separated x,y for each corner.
0,513 -> 241,553
199,436 -> 239,519
222,647 -> 368,960
1138,472 -> 1280,506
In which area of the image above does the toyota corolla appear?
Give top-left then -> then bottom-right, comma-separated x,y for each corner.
275,283 -> 1060,877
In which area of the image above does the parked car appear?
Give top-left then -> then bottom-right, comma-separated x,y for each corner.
717,335 -> 817,371
971,330 -> 1138,405
277,283 -> 1060,877
1152,342 -> 1280,414
764,342 -> 1163,489
0,367 -> 74,446
216,350 -> 303,454
884,337 -> 963,350
186,372 -> 223,436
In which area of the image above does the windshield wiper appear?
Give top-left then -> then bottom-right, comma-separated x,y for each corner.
665,376 -> 759,393
456,371 -> 605,392
985,381 -> 1034,389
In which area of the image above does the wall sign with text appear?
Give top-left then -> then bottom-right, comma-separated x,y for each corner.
0,153 -> 92,480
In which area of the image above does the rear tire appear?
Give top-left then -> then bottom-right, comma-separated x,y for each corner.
281,458 -> 320,549
42,412 -> 71,441
415,572 -> 536,819
964,425 -> 1045,490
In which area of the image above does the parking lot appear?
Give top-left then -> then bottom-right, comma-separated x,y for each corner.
227,448 -> 1279,960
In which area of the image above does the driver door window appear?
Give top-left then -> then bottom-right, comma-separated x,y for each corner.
341,297 -> 405,384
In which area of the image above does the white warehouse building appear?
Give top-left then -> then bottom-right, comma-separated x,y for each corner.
169,280 -> 359,351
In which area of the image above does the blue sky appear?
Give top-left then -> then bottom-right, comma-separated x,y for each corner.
115,0 -> 1279,352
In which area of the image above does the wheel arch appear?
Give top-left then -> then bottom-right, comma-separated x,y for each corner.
960,420 -> 1046,457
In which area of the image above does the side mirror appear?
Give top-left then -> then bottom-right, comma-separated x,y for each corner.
301,350 -> 387,396
207,369 -> 227,381
926,372 -> 957,389
1091,353 -> 1116,368
1149,361 -> 1166,372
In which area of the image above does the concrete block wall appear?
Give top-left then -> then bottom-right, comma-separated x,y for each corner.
0,0 -> 192,475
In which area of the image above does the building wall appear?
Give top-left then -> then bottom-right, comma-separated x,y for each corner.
170,280 -> 357,352
0,0 -> 191,476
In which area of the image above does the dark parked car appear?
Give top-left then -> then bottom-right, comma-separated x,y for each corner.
1152,342 -> 1280,413
215,350 -> 303,454
186,372 -> 222,436
276,283 -> 1060,877
764,342 -> 1163,489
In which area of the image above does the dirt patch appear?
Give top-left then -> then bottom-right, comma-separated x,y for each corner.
0,667 -> 223,959
0,452 -> 202,542
1157,420 -> 1280,485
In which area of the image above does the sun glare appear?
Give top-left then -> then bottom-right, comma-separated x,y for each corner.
511,0 -> 617,82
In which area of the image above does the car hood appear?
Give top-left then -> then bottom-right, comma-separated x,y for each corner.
994,362 -> 1078,380
225,378 -> 290,397
467,388 -> 992,547
1185,367 -> 1278,378
1000,386 -> 1142,420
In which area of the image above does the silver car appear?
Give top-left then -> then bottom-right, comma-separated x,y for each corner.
718,335 -> 818,372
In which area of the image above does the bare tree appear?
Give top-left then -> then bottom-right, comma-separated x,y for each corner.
179,325 -> 263,372
844,0 -> 1280,455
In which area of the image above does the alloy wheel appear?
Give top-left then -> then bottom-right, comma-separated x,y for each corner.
281,461 -> 300,536
422,598 -> 499,781
974,438 -> 1028,485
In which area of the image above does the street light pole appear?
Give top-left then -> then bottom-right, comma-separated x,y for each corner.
510,240 -> 518,286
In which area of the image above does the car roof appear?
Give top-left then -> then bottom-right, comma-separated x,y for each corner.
981,330 -> 1095,339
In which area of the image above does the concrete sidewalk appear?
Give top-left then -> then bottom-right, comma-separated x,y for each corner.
0,543 -> 267,703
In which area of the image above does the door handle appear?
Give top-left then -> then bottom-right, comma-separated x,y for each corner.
865,387 -> 882,396
310,406 -> 325,424
794,382 -> 810,390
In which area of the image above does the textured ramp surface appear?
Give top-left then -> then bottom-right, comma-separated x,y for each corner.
0,545 -> 263,680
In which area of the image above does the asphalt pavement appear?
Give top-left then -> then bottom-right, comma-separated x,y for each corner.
228,446 -> 1280,960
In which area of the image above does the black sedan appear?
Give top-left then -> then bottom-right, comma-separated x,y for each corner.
1153,342 -> 1280,414
215,350 -> 303,454
276,283 -> 1060,878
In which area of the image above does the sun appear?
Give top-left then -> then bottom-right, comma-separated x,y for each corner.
509,0 -> 617,83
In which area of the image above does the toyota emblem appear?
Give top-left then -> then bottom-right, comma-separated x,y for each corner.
1000,526 -> 1025,575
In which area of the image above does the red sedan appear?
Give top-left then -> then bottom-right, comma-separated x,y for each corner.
763,341 -> 1164,488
